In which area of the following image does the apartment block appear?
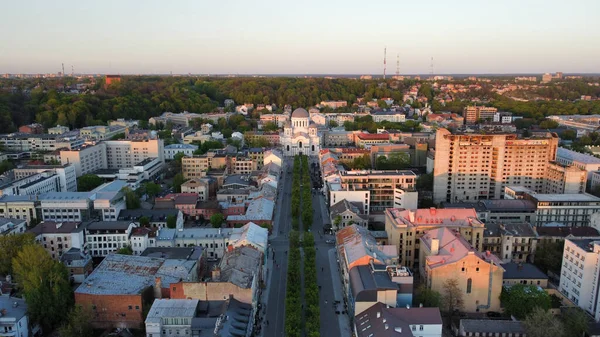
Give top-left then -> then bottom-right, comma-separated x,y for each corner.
462,106 -> 498,124
39,192 -> 94,222
29,221 -> 85,259
544,161 -> 586,194
85,220 -> 137,257
559,238 -> 600,318
0,195 -> 39,224
181,154 -> 228,179
385,208 -> 485,268
80,125 -> 126,140
420,227 -> 504,313
556,147 -> 600,184
13,164 -> 78,192
505,186 -> 600,227
482,222 -> 538,263
0,217 -> 27,236
60,143 -> 108,176
0,132 -> 83,153
104,138 -> 164,169
163,143 -> 197,160
432,128 -> 559,203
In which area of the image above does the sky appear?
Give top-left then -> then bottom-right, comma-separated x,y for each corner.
1,0 -> 599,75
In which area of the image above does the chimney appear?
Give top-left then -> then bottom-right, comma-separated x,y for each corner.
377,311 -> 381,318
212,267 -> 221,281
406,304 -> 410,309
56,222 -> 63,229
431,238 -> 439,255
154,277 -> 162,299
429,207 -> 436,215
395,327 -> 402,333
419,303 -> 423,308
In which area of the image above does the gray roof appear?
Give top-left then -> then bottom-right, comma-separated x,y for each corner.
484,222 -> 537,238
349,264 -> 397,301
557,147 -> 600,164
478,199 -> 537,212
146,299 -> 199,324
502,262 -> 548,280
218,246 -> 262,289
0,296 -> 28,321
330,199 -> 368,220
0,217 -> 24,226
118,209 -> 180,222
536,226 -> 599,237
460,319 -> 525,334
568,238 -> 600,251
141,247 -> 203,260
29,221 -> 81,235
356,302 -> 442,337
85,220 -> 134,231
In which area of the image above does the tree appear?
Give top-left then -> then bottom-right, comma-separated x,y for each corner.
116,246 -> 133,255
172,173 -> 186,193
13,244 -> 73,333
562,307 -> 589,337
329,120 -> 339,128
534,240 -> 564,275
333,215 -> 342,228
58,305 -> 94,337
561,129 -> 577,141
144,182 -> 161,199
77,174 -> 103,191
500,284 -> 551,319
110,132 -> 125,140
417,173 -> 434,191
523,307 -> 564,337
166,214 -> 177,229
375,152 -> 410,169
441,278 -> 464,313
139,216 -> 150,227
539,119 -> 559,129
210,213 -> 225,228
0,233 -> 35,275
415,285 -> 442,308
0,160 -> 14,175
123,187 -> 141,209
263,122 -> 279,132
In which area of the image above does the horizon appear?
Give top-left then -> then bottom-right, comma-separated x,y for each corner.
1,0 -> 599,74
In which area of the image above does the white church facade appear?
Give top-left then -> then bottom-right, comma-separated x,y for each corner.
280,108 -> 322,156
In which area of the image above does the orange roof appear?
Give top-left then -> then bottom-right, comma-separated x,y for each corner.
357,133 -> 389,140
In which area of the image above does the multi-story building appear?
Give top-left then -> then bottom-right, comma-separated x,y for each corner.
0,217 -> 27,236
462,106 -> 498,124
371,110 -> 406,123
320,100 -> 348,109
181,154 -> 227,179
163,143 -> 197,160
85,220 -> 137,257
330,199 -> 369,230
355,302 -> 442,337
229,155 -> 258,175
442,199 -> 538,224
145,299 -> 199,337
29,221 -> 85,259
355,133 -> 390,147
259,113 -> 289,128
432,128 -> 560,203
80,125 -> 126,140
60,247 -> 93,283
248,148 -> 265,170
0,297 -> 30,337
505,186 -> 600,227
332,170 -> 418,214
420,227 -> 504,313
0,195 -> 39,224
323,129 -> 355,146
13,164 -> 78,192
48,125 -> 70,134
385,207 -> 485,268
544,161 -> 586,194
482,222 -> 538,263
149,111 -> 204,127
39,192 -> 94,222
104,138 -> 164,169
19,123 -> 44,134
181,178 -> 210,200
556,147 -> 600,185
0,171 -> 64,197
502,262 -> 548,288
559,238 -> 600,317
60,143 -> 108,176
0,132 -> 83,153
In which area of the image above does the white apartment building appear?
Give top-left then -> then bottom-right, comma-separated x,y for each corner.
0,195 -> 39,224
181,179 -> 210,201
104,138 -> 165,169
0,217 -> 27,236
48,125 -> 70,134
559,238 -> 600,319
0,297 -> 30,337
39,192 -> 94,222
0,172 -> 62,197
60,143 -> 108,176
145,299 -> 199,337
433,128 -> 560,203
371,111 -> 407,123
13,164 -> 78,192
80,125 -> 126,140
0,132 -> 83,153
29,221 -> 86,260
164,143 -> 197,160
557,147 -> 600,184
85,220 -> 137,257
92,181 -> 128,221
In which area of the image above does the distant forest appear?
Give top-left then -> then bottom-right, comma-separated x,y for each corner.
0,76 -> 599,133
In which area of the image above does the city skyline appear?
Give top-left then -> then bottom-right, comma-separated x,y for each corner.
1,0 -> 599,75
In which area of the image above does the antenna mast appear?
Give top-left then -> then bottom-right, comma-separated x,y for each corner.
62,63 -> 65,77
430,57 -> 434,77
71,65 -> 74,77
396,54 -> 400,76
383,47 -> 387,80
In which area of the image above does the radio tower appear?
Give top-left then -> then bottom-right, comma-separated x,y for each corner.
62,63 -> 65,77
71,65 -> 74,77
383,47 -> 387,80
430,57 -> 434,77
396,54 -> 400,76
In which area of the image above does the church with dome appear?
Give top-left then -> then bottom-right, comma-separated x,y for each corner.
280,108 -> 322,156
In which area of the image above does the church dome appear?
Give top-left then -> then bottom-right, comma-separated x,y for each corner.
291,108 -> 309,119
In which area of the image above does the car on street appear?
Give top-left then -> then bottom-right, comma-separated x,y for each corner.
325,239 -> 335,244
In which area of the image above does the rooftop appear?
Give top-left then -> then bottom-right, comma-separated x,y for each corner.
356,133 -> 390,140
340,169 -> 417,177
117,209 -> 180,221
165,143 -> 198,150
336,225 -> 397,268
355,302 -> 442,337
460,319 -> 525,335
536,226 -> 599,237
349,264 -> 397,301
146,299 -> 199,324
484,222 -> 537,238
140,246 -> 203,260
0,296 -> 28,321
502,262 -> 548,280
557,147 -> 600,164
386,207 -> 484,228
568,238 -> 600,252
29,221 -> 81,235
39,192 -> 93,202
529,192 -> 600,203
85,220 -> 134,231
218,246 -> 263,289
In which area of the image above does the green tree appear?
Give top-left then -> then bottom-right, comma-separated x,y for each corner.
110,132 -> 125,140
58,305 -> 94,337
523,307 -> 564,337
333,215 -> 342,228
561,307 -> 589,337
144,182 -> 161,198
13,244 -> 73,333
139,216 -> 150,227
172,173 -> 186,193
415,285 -> 442,307
375,152 -> 410,169
166,214 -> 177,228
263,122 -> 279,132
166,214 -> 177,229
534,241 -> 564,275
441,278 -> 464,313
0,160 -> 14,175
417,173 -> 434,190
77,174 -> 103,191
500,284 -> 551,319
0,233 -> 35,275
539,119 -> 559,129
210,213 -> 225,228
329,120 -> 339,128
116,246 -> 133,255
561,129 -> 577,141
123,187 -> 141,209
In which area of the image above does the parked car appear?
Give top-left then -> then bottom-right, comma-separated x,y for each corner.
325,239 -> 335,244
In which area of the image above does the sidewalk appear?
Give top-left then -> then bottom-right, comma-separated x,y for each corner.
328,248 -> 352,337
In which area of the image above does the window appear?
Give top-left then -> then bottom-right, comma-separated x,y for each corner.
466,278 -> 472,294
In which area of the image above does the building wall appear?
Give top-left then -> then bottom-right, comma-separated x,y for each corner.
353,289 -> 397,316
60,143 -> 108,176
559,239 -> 600,316
169,281 -> 253,304
75,293 -> 146,329
425,254 -> 503,313
104,139 -> 164,169
0,200 -> 38,224
503,277 -> 548,288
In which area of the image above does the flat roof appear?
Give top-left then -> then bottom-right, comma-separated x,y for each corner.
460,319 -> 525,334
341,169 -> 417,177
557,147 -> 600,164
0,296 -> 27,321
146,299 -> 199,323
502,262 -> 548,280
85,220 -> 133,231
531,193 -> 600,202
29,221 -> 81,235
140,247 -> 203,260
